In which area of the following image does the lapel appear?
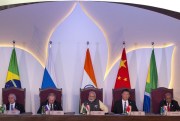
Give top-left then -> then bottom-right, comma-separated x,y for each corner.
120,100 -> 131,112
128,100 -> 132,106
54,103 -> 57,108
170,102 -> 174,110
15,103 -> 18,109
48,102 -> 57,109
7,103 -> 10,110
119,100 -> 123,113
165,100 -> 173,111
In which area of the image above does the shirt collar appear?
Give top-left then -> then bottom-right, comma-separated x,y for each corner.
122,99 -> 128,102
10,102 -> 15,106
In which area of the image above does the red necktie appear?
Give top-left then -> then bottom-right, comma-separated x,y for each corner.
167,103 -> 170,111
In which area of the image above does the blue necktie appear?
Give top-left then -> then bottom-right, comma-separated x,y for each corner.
10,104 -> 13,110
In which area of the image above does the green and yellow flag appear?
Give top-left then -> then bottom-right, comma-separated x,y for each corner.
143,49 -> 158,113
5,48 -> 21,88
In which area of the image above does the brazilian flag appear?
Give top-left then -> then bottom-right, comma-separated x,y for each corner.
5,48 -> 21,88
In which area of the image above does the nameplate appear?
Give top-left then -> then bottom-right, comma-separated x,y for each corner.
90,111 -> 105,115
46,111 -> 64,115
5,110 -> 20,115
166,112 -> 180,116
129,111 -> 145,116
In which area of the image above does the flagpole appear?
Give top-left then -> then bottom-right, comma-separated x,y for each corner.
151,42 -> 154,49
86,41 -> 90,50
123,41 -> 125,48
12,40 -> 15,48
49,41 -> 52,48
87,41 -> 89,46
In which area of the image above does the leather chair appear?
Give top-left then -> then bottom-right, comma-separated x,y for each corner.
111,88 -> 135,112
39,88 -> 62,105
2,87 -> 26,109
80,87 -> 103,107
151,87 -> 173,114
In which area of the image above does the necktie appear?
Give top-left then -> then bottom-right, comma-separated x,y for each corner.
124,101 -> 126,113
167,103 -> 170,111
10,104 -> 13,110
50,104 -> 53,111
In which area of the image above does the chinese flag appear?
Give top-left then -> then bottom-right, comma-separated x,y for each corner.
114,48 -> 131,89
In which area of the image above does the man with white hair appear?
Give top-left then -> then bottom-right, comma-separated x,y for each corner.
80,91 -> 108,114
37,93 -> 62,114
6,93 -> 25,113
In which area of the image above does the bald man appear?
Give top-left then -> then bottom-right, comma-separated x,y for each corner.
80,91 -> 108,114
159,92 -> 180,112
6,93 -> 25,114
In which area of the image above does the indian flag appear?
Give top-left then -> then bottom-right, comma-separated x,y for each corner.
143,49 -> 158,113
81,48 -> 97,88
5,48 -> 21,88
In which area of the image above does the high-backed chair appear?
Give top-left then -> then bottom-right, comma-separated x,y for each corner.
112,88 -> 135,112
2,87 -> 26,109
80,87 -> 103,107
151,87 -> 173,114
39,88 -> 62,105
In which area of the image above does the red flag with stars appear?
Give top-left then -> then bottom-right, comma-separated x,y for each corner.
114,48 -> 131,89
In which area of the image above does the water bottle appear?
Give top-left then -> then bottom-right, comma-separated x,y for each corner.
41,106 -> 45,114
3,104 -> 6,114
1,105 -> 4,114
160,107 -> 164,115
82,106 -> 87,114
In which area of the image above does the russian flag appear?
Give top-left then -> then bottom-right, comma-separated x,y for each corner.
41,42 -> 57,89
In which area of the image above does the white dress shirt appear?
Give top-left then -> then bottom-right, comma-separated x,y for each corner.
9,103 -> 15,110
122,99 -> 129,112
49,104 -> 54,110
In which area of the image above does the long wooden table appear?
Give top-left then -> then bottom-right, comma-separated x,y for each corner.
0,114 -> 179,121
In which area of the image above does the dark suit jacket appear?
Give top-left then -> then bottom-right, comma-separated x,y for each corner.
113,99 -> 138,114
6,102 -> 25,114
37,100 -> 62,114
159,99 -> 180,112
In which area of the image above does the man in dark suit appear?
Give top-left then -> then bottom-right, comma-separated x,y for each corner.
113,89 -> 138,114
6,93 -> 25,114
37,93 -> 62,114
159,92 -> 180,112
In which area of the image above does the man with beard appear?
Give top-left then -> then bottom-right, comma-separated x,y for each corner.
80,91 -> 108,114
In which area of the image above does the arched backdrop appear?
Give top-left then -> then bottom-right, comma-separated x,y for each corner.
0,1 -> 179,113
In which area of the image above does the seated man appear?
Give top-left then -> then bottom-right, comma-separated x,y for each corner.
37,93 -> 62,114
159,92 -> 180,112
80,91 -> 108,114
6,93 -> 25,114
113,88 -> 138,114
